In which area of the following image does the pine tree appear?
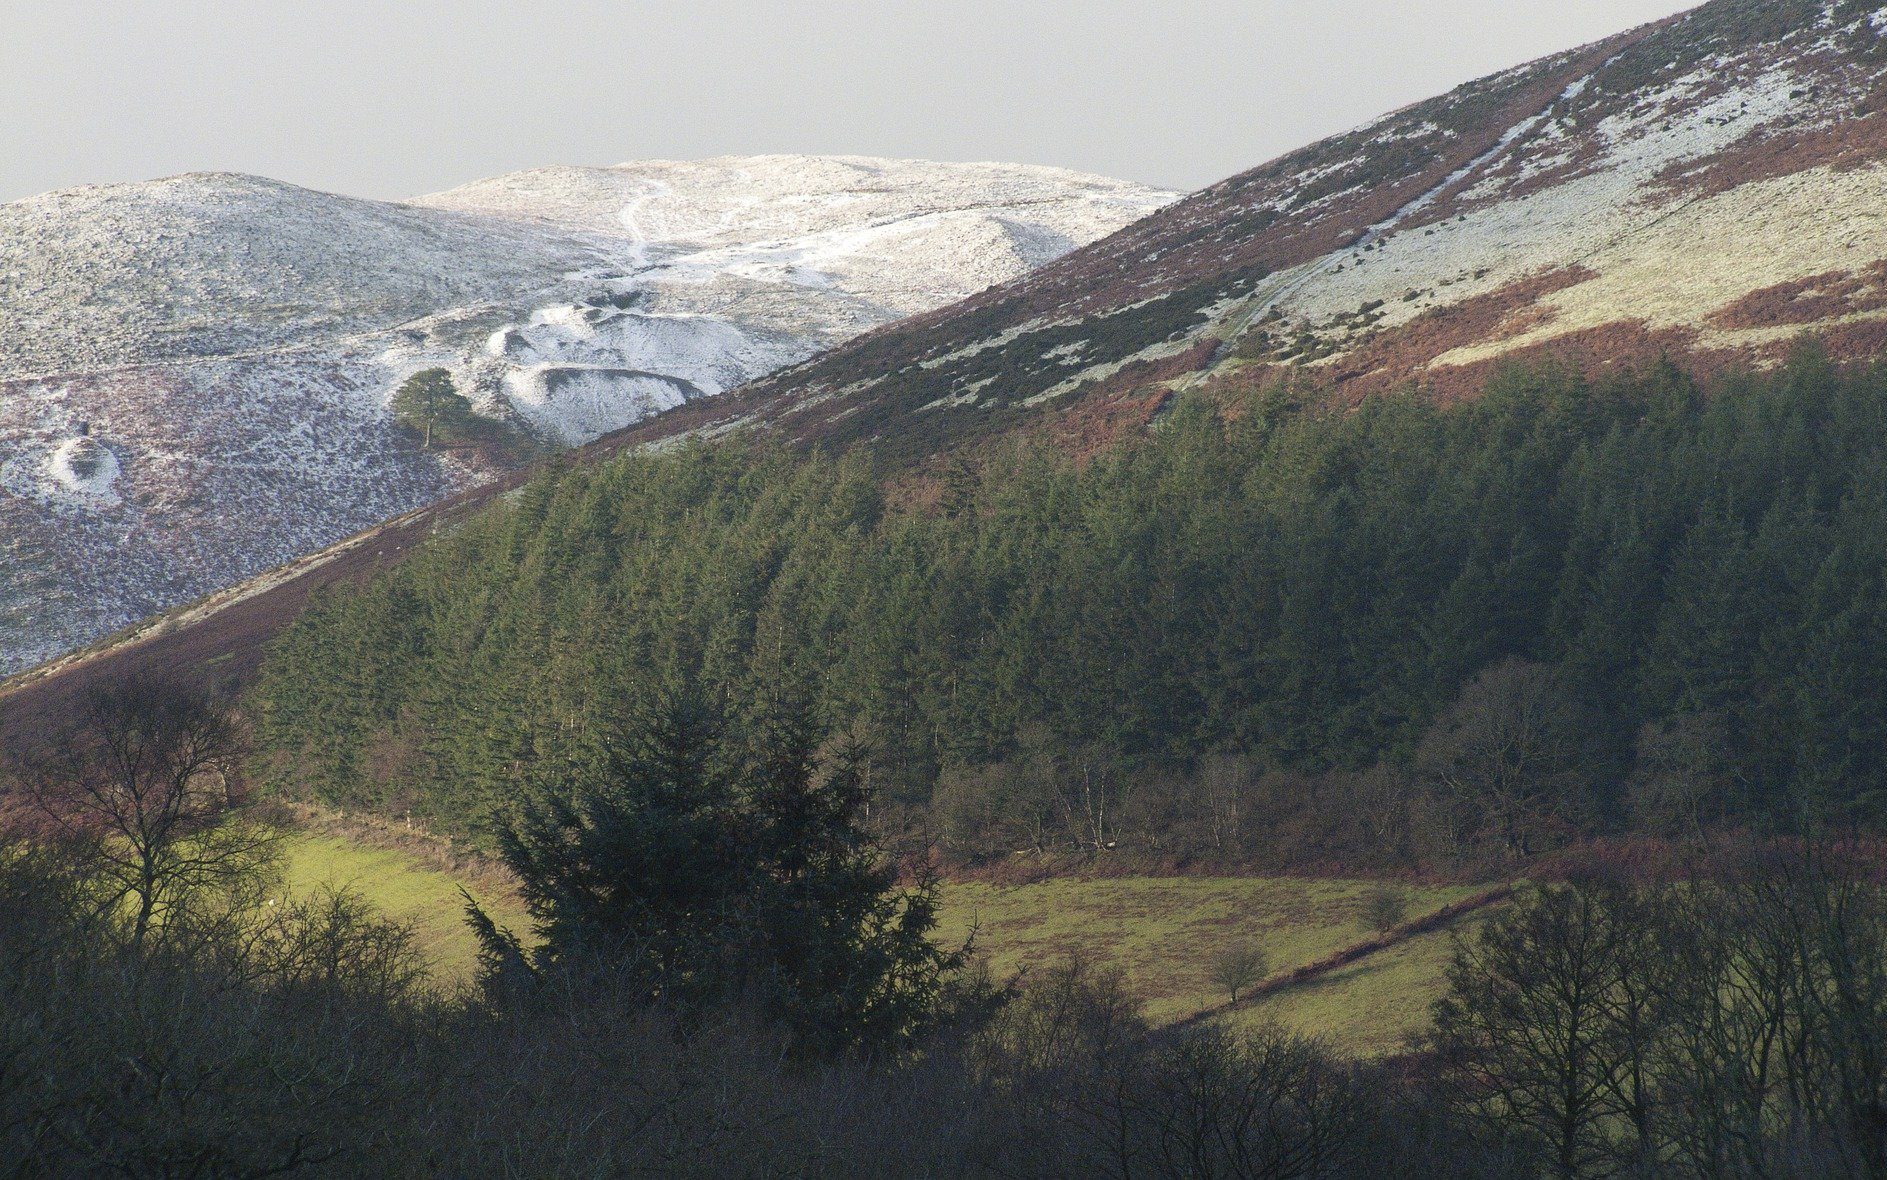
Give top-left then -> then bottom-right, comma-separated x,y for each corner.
389,368 -> 476,448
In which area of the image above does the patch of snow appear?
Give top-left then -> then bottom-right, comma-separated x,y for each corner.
44,437 -> 120,503
1238,47 -> 1838,360
1431,162 -> 1887,368
503,365 -> 699,445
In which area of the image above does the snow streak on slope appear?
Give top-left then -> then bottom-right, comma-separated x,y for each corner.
1173,71 -> 1606,396
1212,4 -> 1887,395
0,157 -> 1174,671
672,1 -> 1887,469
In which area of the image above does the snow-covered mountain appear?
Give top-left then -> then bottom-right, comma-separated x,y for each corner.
0,156 -> 1173,671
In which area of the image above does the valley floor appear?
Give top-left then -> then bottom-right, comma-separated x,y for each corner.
281,830 -> 1493,1056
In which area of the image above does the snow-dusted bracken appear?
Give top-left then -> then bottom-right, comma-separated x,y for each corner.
0,157 -> 1174,672
693,5 -> 1887,483
1192,16 -> 1887,387
1262,52 -> 1821,346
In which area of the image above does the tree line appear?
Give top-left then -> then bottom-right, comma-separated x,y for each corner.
255,346 -> 1887,865
12,678 -> 1887,1175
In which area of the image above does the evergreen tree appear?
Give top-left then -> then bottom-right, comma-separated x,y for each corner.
389,368 -> 478,448
472,691 -> 962,1057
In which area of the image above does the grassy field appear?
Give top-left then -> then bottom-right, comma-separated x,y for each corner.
281,830 -> 1493,1053
280,831 -> 529,987
1224,910 -> 1492,1055
935,877 -> 1482,1047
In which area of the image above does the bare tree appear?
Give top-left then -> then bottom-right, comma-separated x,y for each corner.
1047,743 -> 1131,854
1627,712 -> 1741,838
248,884 -> 429,1002
1430,879 -> 1659,1178
1136,1026 -> 1368,1180
1338,765 -> 1419,868
9,675 -> 278,953
1361,884 -> 1407,934
933,757 -> 1059,856
1197,752 -> 1254,855
1416,658 -> 1595,859
1708,842 -> 1887,1177
1209,943 -> 1269,1005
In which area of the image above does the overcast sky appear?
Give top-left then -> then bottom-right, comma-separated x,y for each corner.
3,1 -> 1699,204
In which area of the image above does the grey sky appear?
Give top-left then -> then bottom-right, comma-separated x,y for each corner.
3,1 -> 1698,204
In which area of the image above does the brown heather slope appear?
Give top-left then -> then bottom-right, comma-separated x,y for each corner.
11,0 -> 1887,727
616,1 -> 1887,456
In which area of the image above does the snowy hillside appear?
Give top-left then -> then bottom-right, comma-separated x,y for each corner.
642,2 -> 1887,463
1207,3 -> 1887,398
0,157 -> 1173,672
21,0 -> 1887,724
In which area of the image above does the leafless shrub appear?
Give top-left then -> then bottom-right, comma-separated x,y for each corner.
1362,884 -> 1408,934
1209,943 -> 1270,1004
6,674 -> 278,953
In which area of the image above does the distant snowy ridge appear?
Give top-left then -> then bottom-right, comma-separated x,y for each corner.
0,156 -> 1174,671
408,155 -> 1171,442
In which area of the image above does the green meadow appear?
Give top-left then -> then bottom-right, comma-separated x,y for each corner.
280,831 -> 529,987
936,877 -> 1483,1051
282,830 -> 1491,1053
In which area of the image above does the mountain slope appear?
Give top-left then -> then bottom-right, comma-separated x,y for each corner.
0,158 -> 1172,671
9,0 -> 1887,725
611,1 -> 1887,460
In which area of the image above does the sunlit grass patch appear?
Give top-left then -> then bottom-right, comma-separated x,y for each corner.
933,876 -> 1480,1027
1230,909 -> 1494,1057
280,831 -> 528,985
278,828 -> 1496,1053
